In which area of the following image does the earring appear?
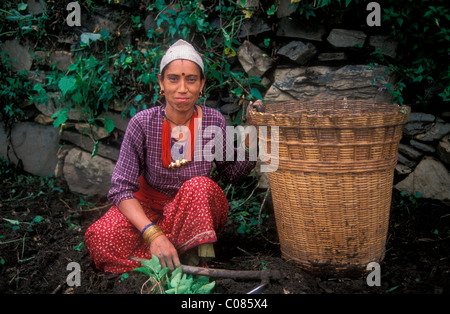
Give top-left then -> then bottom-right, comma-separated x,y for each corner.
159,90 -> 165,96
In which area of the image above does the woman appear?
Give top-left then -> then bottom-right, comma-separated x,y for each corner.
85,40 -> 259,273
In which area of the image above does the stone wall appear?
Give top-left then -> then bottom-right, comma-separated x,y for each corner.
1,0 -> 449,200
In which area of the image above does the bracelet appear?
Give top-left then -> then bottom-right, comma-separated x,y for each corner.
142,224 -> 164,245
144,230 -> 164,245
141,222 -> 155,236
143,226 -> 163,244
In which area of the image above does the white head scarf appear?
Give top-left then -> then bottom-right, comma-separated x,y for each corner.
160,39 -> 204,74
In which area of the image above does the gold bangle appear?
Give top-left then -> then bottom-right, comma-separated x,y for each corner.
143,227 -> 161,243
143,225 -> 164,245
144,230 -> 164,245
147,231 -> 164,244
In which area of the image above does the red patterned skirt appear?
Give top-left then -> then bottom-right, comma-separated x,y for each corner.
85,176 -> 229,273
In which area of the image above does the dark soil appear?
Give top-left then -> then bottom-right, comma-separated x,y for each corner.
1,170 -> 449,295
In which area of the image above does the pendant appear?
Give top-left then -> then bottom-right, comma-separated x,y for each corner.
168,159 -> 189,169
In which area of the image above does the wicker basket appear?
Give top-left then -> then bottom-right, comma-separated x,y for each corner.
248,100 -> 410,275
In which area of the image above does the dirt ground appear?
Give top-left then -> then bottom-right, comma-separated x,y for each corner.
0,170 -> 449,295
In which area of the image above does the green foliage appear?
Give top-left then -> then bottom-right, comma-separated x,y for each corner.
0,0 -> 51,39
39,52 -> 118,129
271,0 -> 449,106
132,255 -> 215,294
0,51 -> 32,122
229,198 -> 266,234
380,0 -> 450,105
145,0 -> 264,105
224,175 -> 268,235
2,215 -> 44,232
399,190 -> 423,214
0,155 -> 63,204
1,0 -> 448,154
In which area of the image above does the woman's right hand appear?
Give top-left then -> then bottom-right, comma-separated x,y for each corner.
246,100 -> 265,125
150,234 -> 181,270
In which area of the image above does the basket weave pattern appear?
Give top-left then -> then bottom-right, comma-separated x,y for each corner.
249,100 -> 410,274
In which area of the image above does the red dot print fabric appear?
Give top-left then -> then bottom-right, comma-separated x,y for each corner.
85,176 -> 229,273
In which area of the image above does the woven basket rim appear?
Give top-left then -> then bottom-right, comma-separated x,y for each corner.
249,100 -> 410,119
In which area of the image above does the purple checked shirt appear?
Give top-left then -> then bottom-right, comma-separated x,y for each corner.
108,105 -> 256,207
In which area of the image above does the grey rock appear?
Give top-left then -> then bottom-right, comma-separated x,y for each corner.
105,111 -> 130,132
437,135 -> 450,165
368,35 -> 398,58
0,124 -> 7,157
75,123 -> 109,140
81,10 -> 118,34
34,114 -> 54,125
237,41 -> 273,77
27,70 -> 46,86
276,17 -> 326,42
220,103 -> 240,114
404,122 -> 434,136
395,157 -> 450,201
278,41 -> 317,65
277,0 -> 296,18
27,0 -> 46,15
318,52 -> 348,62
409,139 -> 435,153
415,121 -> 450,142
265,65 -> 395,103
403,112 -> 436,136
34,92 -> 87,121
327,29 -> 367,48
398,143 -> 423,160
61,130 -> 120,161
55,144 -> 74,178
395,163 -> 412,175
239,16 -> 272,38
397,153 -> 418,168
50,51 -> 73,71
0,40 -> 33,72
63,147 -> 115,196
0,122 -> 60,177
144,14 -> 156,33
407,112 -> 436,123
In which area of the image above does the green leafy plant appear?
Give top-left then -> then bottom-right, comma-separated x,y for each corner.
224,176 -> 268,235
2,215 -> 44,232
399,190 -> 423,214
133,255 -> 215,294
380,0 -> 450,106
0,51 -> 32,122
145,0 -> 264,107
33,50 -> 118,156
0,1 -> 51,39
49,54 -> 117,128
